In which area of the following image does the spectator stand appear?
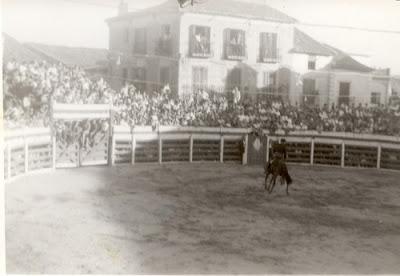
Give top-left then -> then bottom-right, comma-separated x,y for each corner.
51,102 -> 114,168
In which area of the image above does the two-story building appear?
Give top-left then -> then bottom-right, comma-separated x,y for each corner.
106,0 -> 392,107
106,0 -> 298,97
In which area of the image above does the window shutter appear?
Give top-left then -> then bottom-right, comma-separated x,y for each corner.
272,33 -> 277,58
223,29 -> 229,58
242,30 -> 247,58
189,25 -> 195,56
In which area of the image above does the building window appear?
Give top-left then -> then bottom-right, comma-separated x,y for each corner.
308,55 -> 316,70
338,82 -> 351,106
157,25 -> 172,56
189,25 -> 211,57
371,92 -> 381,105
262,71 -> 276,93
122,68 -> 128,85
259,33 -> 278,63
224,29 -> 245,60
131,67 -> 146,92
192,66 -> 208,91
227,68 -> 242,91
134,28 -> 147,55
303,78 -> 318,105
124,27 -> 129,43
160,67 -> 170,86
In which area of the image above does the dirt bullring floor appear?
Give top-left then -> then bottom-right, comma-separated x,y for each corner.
5,163 -> 400,274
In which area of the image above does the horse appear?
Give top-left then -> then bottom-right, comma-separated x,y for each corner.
264,158 -> 292,195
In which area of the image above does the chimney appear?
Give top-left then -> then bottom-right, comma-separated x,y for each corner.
118,0 -> 128,15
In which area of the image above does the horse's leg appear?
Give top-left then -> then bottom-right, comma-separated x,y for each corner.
264,173 -> 269,190
268,175 -> 276,194
286,182 -> 289,196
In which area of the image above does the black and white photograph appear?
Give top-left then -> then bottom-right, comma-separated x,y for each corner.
2,0 -> 400,274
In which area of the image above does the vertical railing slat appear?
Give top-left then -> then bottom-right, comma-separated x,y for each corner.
52,136 -> 57,169
158,135 -> 162,164
7,145 -> 11,179
131,133 -> 136,165
24,138 -> 29,173
377,144 -> 381,169
220,135 -> 224,163
341,141 -> 345,168
189,135 -> 193,163
310,138 -> 315,165
242,134 -> 248,165
266,136 -> 270,163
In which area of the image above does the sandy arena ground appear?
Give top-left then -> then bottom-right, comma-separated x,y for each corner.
5,163 -> 400,274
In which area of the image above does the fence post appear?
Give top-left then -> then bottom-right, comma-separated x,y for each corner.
24,137 -> 29,173
266,136 -> 270,163
189,135 -> 193,163
131,132 -> 136,165
52,136 -> 56,169
108,103 -> 114,166
242,134 -> 248,165
220,135 -> 224,163
341,141 -> 345,168
108,133 -> 115,166
377,144 -> 381,169
310,137 -> 315,165
7,145 -> 11,179
158,135 -> 163,164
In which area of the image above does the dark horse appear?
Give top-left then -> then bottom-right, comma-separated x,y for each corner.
264,158 -> 292,195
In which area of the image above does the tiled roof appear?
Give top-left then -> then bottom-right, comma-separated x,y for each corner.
25,43 -> 109,69
290,28 -> 334,56
107,0 -> 297,24
323,53 -> 374,73
2,33 -> 48,63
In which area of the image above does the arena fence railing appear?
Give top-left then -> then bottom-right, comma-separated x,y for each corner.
3,126 -> 400,182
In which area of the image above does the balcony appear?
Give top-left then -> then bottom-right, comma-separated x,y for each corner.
225,44 -> 246,60
190,41 -> 212,58
259,48 -> 279,63
156,38 -> 172,57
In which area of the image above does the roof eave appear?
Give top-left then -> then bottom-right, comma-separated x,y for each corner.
289,48 -> 332,57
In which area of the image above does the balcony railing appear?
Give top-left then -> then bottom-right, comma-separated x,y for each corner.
259,48 -> 280,63
156,38 -> 172,57
190,41 -> 212,58
225,44 -> 246,60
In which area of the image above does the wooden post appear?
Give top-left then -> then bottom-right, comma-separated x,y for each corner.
108,102 -> 114,166
242,134 -> 248,165
109,134 -> 115,166
158,135 -> 163,164
131,132 -> 136,165
220,135 -> 224,163
377,144 -> 381,169
310,138 -> 315,165
52,136 -> 56,169
24,138 -> 29,173
266,136 -> 270,163
341,141 -> 345,168
7,145 -> 11,179
189,135 -> 193,163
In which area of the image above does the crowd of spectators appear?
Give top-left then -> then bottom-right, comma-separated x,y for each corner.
4,60 -> 400,137
4,60 -> 112,128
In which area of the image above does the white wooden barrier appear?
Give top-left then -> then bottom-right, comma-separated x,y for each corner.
4,126 -> 400,182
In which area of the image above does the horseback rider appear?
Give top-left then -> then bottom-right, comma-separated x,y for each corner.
271,138 -> 292,185
272,138 -> 288,161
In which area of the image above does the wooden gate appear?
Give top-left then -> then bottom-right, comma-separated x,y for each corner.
52,103 -> 112,168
